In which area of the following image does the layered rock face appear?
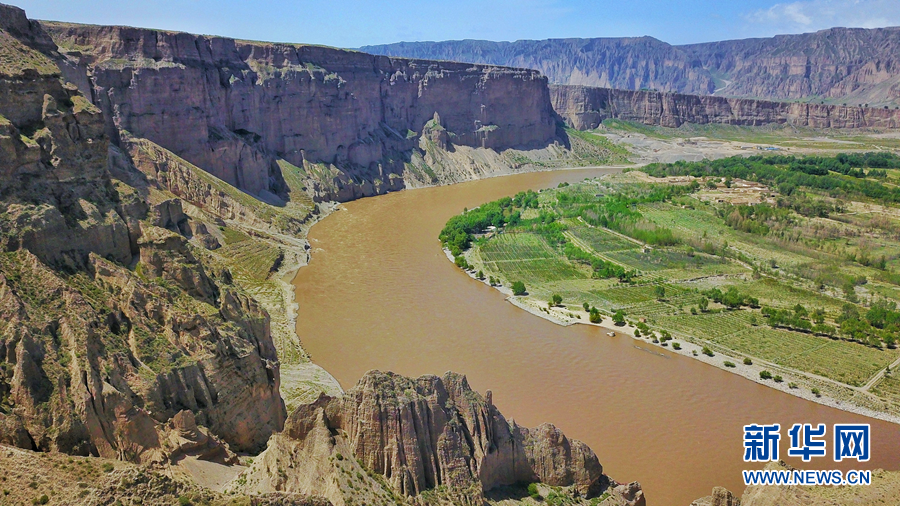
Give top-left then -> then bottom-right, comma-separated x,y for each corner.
41,23 -> 558,201
235,371 -> 644,506
363,28 -> 900,106
552,84 -> 900,130
0,3 -> 285,462
682,27 -> 900,105
363,37 -> 716,95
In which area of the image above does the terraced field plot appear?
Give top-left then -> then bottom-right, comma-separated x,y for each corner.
569,225 -> 639,252
605,248 -> 731,273
736,278 -> 847,315
591,283 -> 689,307
657,311 -> 754,342
641,204 -> 813,268
480,232 -> 585,284
689,326 -> 898,386
872,375 -> 900,401
220,237 -> 283,281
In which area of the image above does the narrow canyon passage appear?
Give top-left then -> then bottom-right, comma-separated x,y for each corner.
294,168 -> 900,505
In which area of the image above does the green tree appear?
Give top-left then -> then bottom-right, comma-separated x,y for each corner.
613,310 -> 626,325
551,294 -> 563,306
589,308 -> 602,324
476,270 -> 484,280
583,302 -> 590,312
654,285 -> 666,300
512,281 -> 527,296
698,297 -> 709,312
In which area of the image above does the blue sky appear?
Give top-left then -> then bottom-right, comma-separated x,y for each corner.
13,0 -> 900,47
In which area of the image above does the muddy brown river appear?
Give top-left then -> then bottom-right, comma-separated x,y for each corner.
293,168 -> 900,505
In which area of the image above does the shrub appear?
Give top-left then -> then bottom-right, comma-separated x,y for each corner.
178,496 -> 192,506
589,309 -> 602,324
551,294 -> 563,306
743,357 -> 753,365
101,463 -> 114,473
672,342 -> 681,350
702,346 -> 714,357
634,329 -> 641,337
811,387 -> 821,397
723,361 -> 736,368
759,370 -> 773,380
583,302 -> 590,312
476,270 -> 484,279
511,281 -> 527,296
788,382 -> 798,389
692,350 -> 698,356
774,375 -> 783,383
613,310 -> 626,325
527,483 -> 540,499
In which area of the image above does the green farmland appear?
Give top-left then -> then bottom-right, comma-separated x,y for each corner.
441,152 -> 900,414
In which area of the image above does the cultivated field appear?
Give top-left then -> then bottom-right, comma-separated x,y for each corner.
442,154 -> 900,416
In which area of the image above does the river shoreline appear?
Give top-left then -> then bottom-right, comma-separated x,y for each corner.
443,248 -> 900,426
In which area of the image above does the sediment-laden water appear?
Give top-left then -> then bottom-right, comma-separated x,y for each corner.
293,168 -> 900,505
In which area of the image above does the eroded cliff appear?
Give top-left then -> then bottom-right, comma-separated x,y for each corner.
363,28 -> 900,107
552,84 -> 900,130
40,22 -> 564,202
231,371 -> 645,506
0,2 -> 286,462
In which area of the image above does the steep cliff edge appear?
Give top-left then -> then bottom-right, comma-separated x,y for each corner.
552,84 -> 900,130
0,3 -> 286,461
363,28 -> 900,107
231,370 -> 645,506
40,22 -> 564,202
362,38 -> 715,95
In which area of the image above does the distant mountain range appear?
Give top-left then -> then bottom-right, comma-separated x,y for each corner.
362,27 -> 900,107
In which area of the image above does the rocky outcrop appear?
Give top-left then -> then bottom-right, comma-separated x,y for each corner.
0,5 -> 285,463
233,371 -> 644,506
40,22 -> 558,202
552,84 -> 900,130
0,444 -> 332,506
691,486 -> 741,506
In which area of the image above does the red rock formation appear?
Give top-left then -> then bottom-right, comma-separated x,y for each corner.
552,84 -> 900,130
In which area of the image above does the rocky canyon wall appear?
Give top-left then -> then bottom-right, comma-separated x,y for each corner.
552,84 -> 900,130
233,371 -> 645,506
42,22 -> 558,202
0,3 -> 286,461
